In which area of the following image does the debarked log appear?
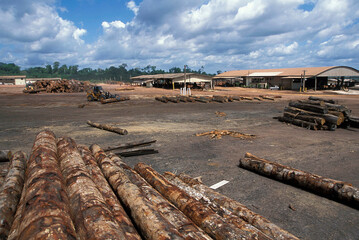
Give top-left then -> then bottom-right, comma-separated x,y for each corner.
8,131 -> 77,240
134,162 -> 255,240
90,145 -> 184,240
57,138 -> 132,240
278,116 -> 318,130
288,101 -> 328,114
77,146 -> 141,240
163,172 -> 272,240
176,173 -> 299,240
87,120 -> 128,135
110,155 -> 212,240
0,152 -> 27,239
239,153 -> 359,208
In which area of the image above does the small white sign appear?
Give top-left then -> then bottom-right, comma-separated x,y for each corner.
210,180 -> 229,189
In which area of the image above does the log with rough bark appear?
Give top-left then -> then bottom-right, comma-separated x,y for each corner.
231,96 -> 241,101
288,101 -> 328,114
298,99 -> 325,106
239,153 -> 359,208
155,96 -> 168,103
163,172 -> 273,240
104,139 -> 156,152
283,112 -> 325,126
278,116 -> 318,130
90,144 -> 184,240
194,97 -> 209,103
179,96 -> 195,102
348,115 -> 359,128
212,95 -> 228,103
0,150 -> 11,162
8,131 -> 77,240
308,96 -> 337,104
101,96 -> 130,104
324,103 -> 351,116
164,96 -> 180,103
58,138 -> 134,240
87,120 -> 128,135
0,152 -> 26,239
259,95 -> 275,101
176,173 -> 299,240
284,106 -> 340,125
110,155 -> 212,240
77,145 -> 141,240
254,97 -> 262,101
134,162 -> 256,240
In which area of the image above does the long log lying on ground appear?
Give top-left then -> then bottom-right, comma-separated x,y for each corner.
8,131 -> 77,240
283,112 -> 325,126
284,106 -> 340,125
308,96 -> 337,104
298,100 -> 325,106
115,148 -> 159,157
176,173 -> 299,240
91,145 -> 184,240
0,150 -> 11,163
0,152 -> 26,239
87,120 -> 128,135
155,96 -> 168,103
111,155 -> 212,240
164,96 -> 180,103
239,153 -> 359,208
104,139 -> 156,152
163,172 -> 272,240
101,96 -> 130,104
77,146 -> 141,239
134,162 -> 256,240
57,138 -> 131,240
259,95 -> 275,101
288,101 -> 328,114
278,116 -> 318,130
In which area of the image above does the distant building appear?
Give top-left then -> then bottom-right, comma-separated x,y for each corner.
0,75 -> 26,85
131,73 -> 213,89
213,66 -> 359,90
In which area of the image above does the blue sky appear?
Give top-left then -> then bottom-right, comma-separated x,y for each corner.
0,0 -> 359,73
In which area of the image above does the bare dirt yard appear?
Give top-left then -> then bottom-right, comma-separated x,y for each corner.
0,84 -> 358,239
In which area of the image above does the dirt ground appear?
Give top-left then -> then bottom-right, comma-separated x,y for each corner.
0,85 -> 358,239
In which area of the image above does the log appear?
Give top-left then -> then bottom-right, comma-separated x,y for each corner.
324,103 -> 351,116
348,115 -> 359,128
104,139 -> 156,152
77,145 -> 141,239
308,96 -> 337,104
298,100 -> 325,106
164,96 -> 180,103
101,96 -> 130,104
0,150 -> 11,162
115,149 -> 158,157
90,145 -> 184,240
284,106 -> 340,125
288,101 -> 328,114
194,98 -> 209,103
212,96 -> 227,103
0,152 -> 26,239
155,96 -> 168,103
283,112 -> 325,126
241,97 -> 253,100
111,155 -> 212,240
8,131 -> 78,240
134,162 -> 255,240
278,116 -> 318,130
231,96 -> 241,101
328,111 -> 344,125
254,97 -> 262,101
239,153 -> 359,208
163,172 -> 272,240
176,173 -> 299,240
259,95 -> 275,101
87,120 -> 128,135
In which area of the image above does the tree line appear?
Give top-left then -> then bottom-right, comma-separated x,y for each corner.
0,62 -> 216,82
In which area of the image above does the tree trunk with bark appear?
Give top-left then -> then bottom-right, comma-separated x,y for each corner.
87,120 -> 128,135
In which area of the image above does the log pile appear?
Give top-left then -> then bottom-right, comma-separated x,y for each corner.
277,96 -> 357,130
155,95 -> 281,103
1,130 -> 299,239
196,130 -> 256,140
28,79 -> 91,93
239,153 -> 359,209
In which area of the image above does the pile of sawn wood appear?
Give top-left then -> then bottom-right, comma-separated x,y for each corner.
156,95 -> 279,103
0,130 -> 299,240
278,96 -> 359,130
26,79 -> 91,93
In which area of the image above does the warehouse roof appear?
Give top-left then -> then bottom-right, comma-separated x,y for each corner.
213,66 -> 359,78
0,75 -> 26,79
131,73 -> 212,80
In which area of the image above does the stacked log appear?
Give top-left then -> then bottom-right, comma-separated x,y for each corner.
278,96 -> 355,130
0,152 -> 26,239
239,153 -> 359,208
29,79 -> 91,93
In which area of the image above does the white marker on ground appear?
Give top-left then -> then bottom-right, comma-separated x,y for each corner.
209,180 -> 229,189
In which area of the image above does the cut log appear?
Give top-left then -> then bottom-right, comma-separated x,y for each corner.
163,172 -> 272,240
231,96 -> 241,101
87,120 -> 128,135
134,162 -> 256,240
212,95 -> 228,103
0,150 -> 11,162
0,152 -> 26,239
239,153 -> 359,208
241,97 -> 253,101
155,96 -> 168,103
164,96 -> 180,103
90,145 -> 184,240
77,146 -> 141,239
308,96 -> 337,104
283,112 -> 325,126
254,97 -> 262,101
259,95 -> 275,101
8,131 -> 78,240
324,103 -> 351,116
278,116 -> 318,130
284,106 -> 340,125
328,111 -> 344,125
298,100 -> 325,106
111,155 -> 212,240
348,115 -> 359,128
115,149 -> 159,157
288,101 -> 328,114
104,140 -> 156,152
176,173 -> 299,240
194,98 -> 209,103
101,96 -> 130,104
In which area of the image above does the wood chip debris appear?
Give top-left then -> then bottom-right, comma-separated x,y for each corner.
196,130 -> 256,139
215,111 -> 227,117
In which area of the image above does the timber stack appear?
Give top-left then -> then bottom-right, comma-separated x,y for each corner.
31,79 -> 92,93
277,96 -> 358,130
0,130 -> 299,239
